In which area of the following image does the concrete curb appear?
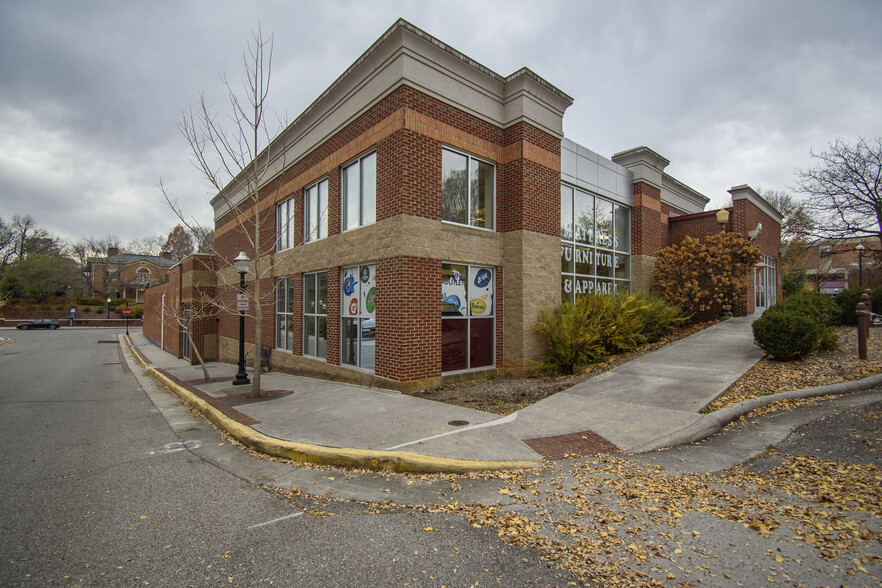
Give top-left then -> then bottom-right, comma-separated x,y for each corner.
123,335 -> 541,474
632,372 -> 882,453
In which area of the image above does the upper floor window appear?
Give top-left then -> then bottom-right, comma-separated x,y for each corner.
342,152 -> 376,231
442,148 -> 494,230
136,268 -> 150,283
277,197 -> 295,251
305,178 -> 328,243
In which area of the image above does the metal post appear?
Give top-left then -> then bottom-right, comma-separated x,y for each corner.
857,301 -> 869,360
125,301 -> 129,336
233,270 -> 250,386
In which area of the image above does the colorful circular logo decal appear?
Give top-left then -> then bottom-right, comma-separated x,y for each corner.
470,298 -> 487,314
349,298 -> 358,315
365,287 -> 376,314
442,293 -> 462,311
343,274 -> 356,296
360,266 -> 370,283
474,268 -> 491,288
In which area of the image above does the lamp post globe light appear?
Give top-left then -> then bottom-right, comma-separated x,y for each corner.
856,243 -> 866,288
106,297 -> 111,319
233,251 -> 251,386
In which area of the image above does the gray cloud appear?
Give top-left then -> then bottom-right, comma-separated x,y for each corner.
1,0 -> 880,243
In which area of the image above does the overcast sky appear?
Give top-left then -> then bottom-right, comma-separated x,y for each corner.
1,0 -> 880,246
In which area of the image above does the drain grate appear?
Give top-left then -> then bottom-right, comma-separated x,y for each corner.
523,430 -> 618,460
448,420 -> 470,427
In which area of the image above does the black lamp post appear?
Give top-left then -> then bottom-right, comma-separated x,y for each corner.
106,297 -> 111,319
232,251 -> 251,386
857,243 -> 866,288
125,301 -> 129,336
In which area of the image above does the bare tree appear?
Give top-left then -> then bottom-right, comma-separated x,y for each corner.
126,235 -> 164,256
164,26 -> 288,398
159,291 -> 214,382
796,137 -> 882,245
756,188 -> 814,244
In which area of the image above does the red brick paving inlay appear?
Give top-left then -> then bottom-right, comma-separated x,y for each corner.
157,369 -> 260,426
524,430 -> 619,460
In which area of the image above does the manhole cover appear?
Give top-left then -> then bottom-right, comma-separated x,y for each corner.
448,420 -> 470,427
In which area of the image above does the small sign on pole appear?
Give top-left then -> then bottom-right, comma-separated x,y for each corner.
123,308 -> 132,317
236,293 -> 249,312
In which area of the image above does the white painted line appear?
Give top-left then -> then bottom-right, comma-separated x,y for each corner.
385,412 -> 518,450
247,512 -> 304,530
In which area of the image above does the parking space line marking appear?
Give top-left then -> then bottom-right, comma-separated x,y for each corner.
247,512 -> 304,530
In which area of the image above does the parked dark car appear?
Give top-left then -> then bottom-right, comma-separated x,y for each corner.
16,319 -> 60,330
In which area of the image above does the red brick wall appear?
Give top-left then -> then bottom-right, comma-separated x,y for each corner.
375,256 -> 441,381
142,266 -> 181,356
669,211 -> 728,245
210,84 -> 554,384
631,182 -> 667,256
379,129 -> 442,220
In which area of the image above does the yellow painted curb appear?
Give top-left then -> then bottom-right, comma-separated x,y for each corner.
124,335 -> 540,474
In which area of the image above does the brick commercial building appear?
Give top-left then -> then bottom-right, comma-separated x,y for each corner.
143,19 -> 782,390
87,247 -> 175,302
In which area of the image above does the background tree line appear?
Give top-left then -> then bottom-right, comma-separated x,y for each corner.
0,216 -> 213,302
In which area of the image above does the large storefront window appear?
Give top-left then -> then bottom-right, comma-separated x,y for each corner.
341,264 -> 376,370
303,272 -> 327,359
561,184 -> 631,301
275,277 -> 294,351
442,263 -> 494,372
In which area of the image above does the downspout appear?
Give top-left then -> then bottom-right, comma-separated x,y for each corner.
161,293 -> 165,350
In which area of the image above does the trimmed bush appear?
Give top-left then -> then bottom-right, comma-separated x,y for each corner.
77,297 -> 103,306
781,290 -> 836,326
130,306 -> 143,319
833,287 -> 867,325
817,328 -> 840,352
753,305 -> 822,360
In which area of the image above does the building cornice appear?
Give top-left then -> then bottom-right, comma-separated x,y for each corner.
729,185 -> 784,222
212,19 -> 573,219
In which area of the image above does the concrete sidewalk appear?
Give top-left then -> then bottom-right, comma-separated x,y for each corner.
123,317 -> 803,471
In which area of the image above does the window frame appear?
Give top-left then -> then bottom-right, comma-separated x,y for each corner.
275,276 -> 295,351
304,178 -> 329,243
302,271 -> 328,360
340,264 -> 376,372
441,262 -> 496,374
441,147 -> 496,231
560,184 -> 631,303
276,197 -> 295,251
342,151 -> 377,232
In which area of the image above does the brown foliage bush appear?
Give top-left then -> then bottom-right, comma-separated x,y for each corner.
652,233 -> 762,315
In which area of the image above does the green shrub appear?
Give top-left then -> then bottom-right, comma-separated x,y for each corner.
535,301 -> 605,374
833,287 -> 868,325
634,292 -> 688,343
536,292 -> 686,374
753,305 -> 822,360
77,297 -> 103,306
817,328 -> 840,352
130,306 -> 143,319
781,290 -> 836,326
782,270 -> 808,298
82,306 -> 92,313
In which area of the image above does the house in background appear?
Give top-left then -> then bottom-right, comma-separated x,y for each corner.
785,237 -> 880,294
87,247 -> 175,302
143,19 -> 782,388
